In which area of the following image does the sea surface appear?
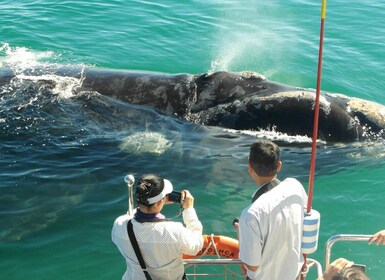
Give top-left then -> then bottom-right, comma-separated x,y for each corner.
1,0 -> 385,279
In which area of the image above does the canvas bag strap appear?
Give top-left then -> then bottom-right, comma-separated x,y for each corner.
127,219 -> 153,280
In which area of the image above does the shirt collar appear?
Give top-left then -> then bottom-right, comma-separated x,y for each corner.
134,208 -> 166,222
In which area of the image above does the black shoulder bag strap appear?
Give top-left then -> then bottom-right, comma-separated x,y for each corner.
127,219 -> 153,280
251,178 -> 281,203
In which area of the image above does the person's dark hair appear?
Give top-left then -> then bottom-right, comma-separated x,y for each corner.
249,140 -> 280,177
332,266 -> 370,280
135,174 -> 164,207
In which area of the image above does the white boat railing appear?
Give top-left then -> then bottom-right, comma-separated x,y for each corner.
184,258 -> 245,279
183,257 -> 323,279
184,234 -> 375,279
324,234 -> 371,268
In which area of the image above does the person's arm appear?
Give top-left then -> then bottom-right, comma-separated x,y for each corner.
234,219 -> 259,276
238,213 -> 261,279
180,190 -> 204,255
368,229 -> 385,245
181,190 -> 202,232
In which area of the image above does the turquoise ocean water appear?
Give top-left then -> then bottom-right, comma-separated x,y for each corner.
1,0 -> 384,279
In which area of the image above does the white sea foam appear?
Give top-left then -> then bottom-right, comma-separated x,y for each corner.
0,43 -> 55,70
223,127 -> 321,145
0,43 -> 85,99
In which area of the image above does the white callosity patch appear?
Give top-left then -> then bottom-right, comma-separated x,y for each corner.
348,97 -> 385,128
240,71 -> 266,80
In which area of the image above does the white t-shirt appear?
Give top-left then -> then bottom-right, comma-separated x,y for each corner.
239,178 -> 308,280
112,208 -> 203,280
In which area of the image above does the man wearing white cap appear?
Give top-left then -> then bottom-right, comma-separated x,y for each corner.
112,174 -> 203,280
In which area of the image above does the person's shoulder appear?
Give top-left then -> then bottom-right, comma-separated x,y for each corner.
279,178 -> 307,201
113,213 -> 132,226
162,220 -> 184,228
153,220 -> 185,235
280,178 -> 305,189
243,197 -> 268,217
281,177 -> 301,184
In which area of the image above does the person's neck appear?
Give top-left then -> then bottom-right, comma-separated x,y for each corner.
257,176 -> 277,187
135,208 -> 165,221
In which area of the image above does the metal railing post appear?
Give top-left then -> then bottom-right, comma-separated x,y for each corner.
324,234 -> 371,268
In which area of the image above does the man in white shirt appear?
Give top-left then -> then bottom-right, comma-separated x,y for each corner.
112,174 -> 203,280
238,140 -> 307,280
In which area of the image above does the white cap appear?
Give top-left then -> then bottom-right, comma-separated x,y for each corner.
146,179 -> 173,204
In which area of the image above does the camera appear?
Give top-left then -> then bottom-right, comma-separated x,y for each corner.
168,191 -> 182,203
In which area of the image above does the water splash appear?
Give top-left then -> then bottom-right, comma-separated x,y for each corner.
0,43 -> 85,99
223,127 -> 317,146
0,43 -> 56,70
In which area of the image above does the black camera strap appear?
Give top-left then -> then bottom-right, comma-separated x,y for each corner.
127,219 -> 153,280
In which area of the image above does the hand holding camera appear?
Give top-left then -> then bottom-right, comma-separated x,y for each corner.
167,190 -> 194,209
181,190 -> 194,209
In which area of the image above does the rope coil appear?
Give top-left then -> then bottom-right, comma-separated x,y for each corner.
199,234 -> 221,258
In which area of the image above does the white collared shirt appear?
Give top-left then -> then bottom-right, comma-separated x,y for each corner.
239,178 -> 308,280
112,208 -> 203,280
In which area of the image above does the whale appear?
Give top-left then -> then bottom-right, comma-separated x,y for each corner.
1,66 -> 384,142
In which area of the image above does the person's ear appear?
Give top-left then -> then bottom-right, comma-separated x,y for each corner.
276,161 -> 282,172
248,162 -> 254,174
